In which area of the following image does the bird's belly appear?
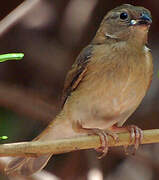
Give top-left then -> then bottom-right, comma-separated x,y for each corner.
81,92 -> 143,129
66,72 -> 149,129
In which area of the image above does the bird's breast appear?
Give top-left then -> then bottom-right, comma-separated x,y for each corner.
76,44 -> 153,115
63,44 -> 153,130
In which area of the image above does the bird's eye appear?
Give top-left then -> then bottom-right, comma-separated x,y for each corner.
120,12 -> 128,20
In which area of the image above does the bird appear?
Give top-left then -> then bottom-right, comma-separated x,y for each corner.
5,4 -> 153,176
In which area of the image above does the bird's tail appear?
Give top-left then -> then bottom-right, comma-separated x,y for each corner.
5,112 -> 78,176
5,154 -> 52,176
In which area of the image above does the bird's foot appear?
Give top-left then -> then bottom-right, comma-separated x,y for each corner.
72,121 -> 118,159
94,129 -> 119,159
110,125 -> 143,154
126,125 -> 143,154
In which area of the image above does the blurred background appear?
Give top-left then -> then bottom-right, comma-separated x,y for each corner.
0,0 -> 158,180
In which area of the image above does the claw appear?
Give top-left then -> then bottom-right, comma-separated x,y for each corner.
127,125 -> 143,154
110,125 -> 143,155
93,129 -> 118,159
72,121 -> 118,159
95,130 -> 108,159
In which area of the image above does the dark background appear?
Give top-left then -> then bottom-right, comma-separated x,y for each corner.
0,0 -> 159,179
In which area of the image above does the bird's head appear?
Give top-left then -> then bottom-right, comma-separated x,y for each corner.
93,4 -> 152,45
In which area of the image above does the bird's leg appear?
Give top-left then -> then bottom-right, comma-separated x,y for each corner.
72,121 -> 119,159
110,125 -> 143,154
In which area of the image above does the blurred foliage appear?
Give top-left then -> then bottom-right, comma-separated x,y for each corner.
0,53 -> 23,142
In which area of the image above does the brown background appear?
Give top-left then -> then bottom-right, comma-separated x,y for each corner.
0,0 -> 159,179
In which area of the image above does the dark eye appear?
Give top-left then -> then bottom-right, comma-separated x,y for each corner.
120,12 -> 128,20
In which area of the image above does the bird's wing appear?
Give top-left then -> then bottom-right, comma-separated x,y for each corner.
61,45 -> 93,107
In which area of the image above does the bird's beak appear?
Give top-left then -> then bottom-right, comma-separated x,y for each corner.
130,13 -> 152,26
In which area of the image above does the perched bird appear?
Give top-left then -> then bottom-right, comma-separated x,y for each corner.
6,4 -> 153,176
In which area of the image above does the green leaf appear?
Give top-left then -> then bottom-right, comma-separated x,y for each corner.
0,53 -> 24,62
0,136 -> 8,140
158,71 -> 159,79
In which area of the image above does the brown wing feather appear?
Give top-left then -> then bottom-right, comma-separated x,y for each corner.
61,45 -> 93,107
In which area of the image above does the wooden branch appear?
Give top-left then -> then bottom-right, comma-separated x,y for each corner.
0,0 -> 40,36
0,129 -> 159,157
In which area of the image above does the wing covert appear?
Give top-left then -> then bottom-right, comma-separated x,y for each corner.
61,45 -> 93,106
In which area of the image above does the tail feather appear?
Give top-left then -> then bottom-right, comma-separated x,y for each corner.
5,114 -> 79,176
5,154 -> 52,176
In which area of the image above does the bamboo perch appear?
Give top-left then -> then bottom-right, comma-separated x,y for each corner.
0,129 -> 158,157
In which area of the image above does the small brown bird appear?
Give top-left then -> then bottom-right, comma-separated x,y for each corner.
6,4 -> 153,176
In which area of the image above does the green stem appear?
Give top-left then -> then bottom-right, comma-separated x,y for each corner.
0,53 -> 24,62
